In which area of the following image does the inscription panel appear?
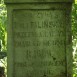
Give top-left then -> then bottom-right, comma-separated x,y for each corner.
13,10 -> 67,77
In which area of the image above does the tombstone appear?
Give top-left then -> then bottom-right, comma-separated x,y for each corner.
5,0 -> 73,77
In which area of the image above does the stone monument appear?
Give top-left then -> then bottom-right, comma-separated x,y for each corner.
5,0 -> 73,77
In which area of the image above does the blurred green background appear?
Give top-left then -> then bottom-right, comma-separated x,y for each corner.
72,0 -> 77,77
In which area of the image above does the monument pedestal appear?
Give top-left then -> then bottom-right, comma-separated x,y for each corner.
5,0 -> 73,77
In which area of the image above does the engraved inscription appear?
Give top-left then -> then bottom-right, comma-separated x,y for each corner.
13,10 -> 67,77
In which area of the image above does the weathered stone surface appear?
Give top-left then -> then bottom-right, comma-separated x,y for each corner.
5,0 -> 73,3
13,10 -> 66,77
5,0 -> 73,77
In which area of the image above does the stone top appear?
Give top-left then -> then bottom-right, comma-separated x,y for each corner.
4,0 -> 73,3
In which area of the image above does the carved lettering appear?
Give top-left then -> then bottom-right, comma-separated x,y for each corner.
13,10 -> 67,77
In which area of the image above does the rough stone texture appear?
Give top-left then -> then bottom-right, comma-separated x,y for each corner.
5,1 -> 73,77
5,0 -> 73,3
13,10 -> 67,77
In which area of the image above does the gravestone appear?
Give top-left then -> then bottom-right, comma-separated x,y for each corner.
5,0 -> 73,77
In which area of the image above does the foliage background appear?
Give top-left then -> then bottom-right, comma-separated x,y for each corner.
0,0 -> 77,77
0,0 -> 7,51
0,0 -> 7,76
72,0 -> 77,77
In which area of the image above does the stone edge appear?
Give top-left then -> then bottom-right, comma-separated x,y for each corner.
4,0 -> 74,4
